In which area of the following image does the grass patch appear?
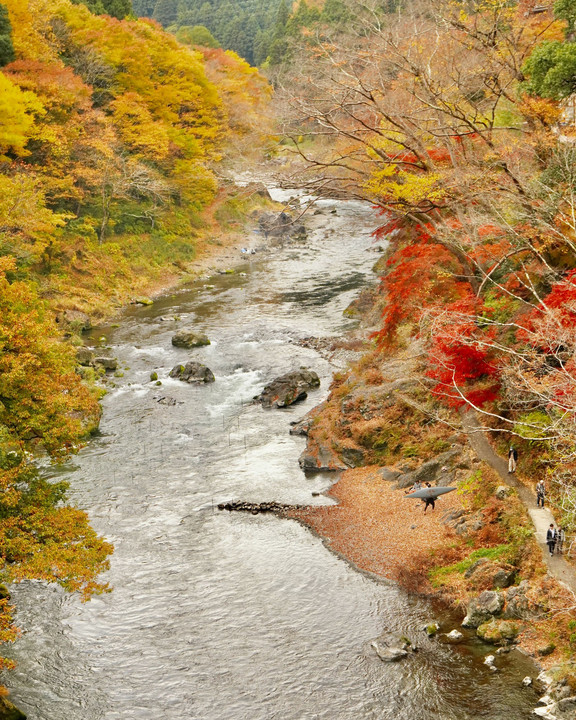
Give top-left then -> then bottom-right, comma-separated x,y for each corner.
429,544 -> 511,587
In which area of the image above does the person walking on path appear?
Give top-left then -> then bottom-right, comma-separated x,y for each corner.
536,480 -> 546,508
508,446 -> 518,473
546,524 -> 557,556
557,527 -> 566,554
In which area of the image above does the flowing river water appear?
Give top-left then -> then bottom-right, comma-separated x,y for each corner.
5,194 -> 539,719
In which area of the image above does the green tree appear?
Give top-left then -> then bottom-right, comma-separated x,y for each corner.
152,0 -> 178,26
72,0 -> 133,19
0,3 -> 14,67
176,24 -> 220,48
555,0 -> 576,33
523,41 -> 576,99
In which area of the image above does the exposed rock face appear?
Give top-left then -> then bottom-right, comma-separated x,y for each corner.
379,467 -> 402,483
55,309 -> 92,332
256,369 -> 320,409
464,560 -> 516,590
395,450 -> 459,489
477,619 -> 519,645
495,485 -> 512,499
502,582 -> 536,620
289,403 -> 325,436
258,211 -> 307,241
169,362 -> 215,383
94,356 -> 118,372
171,330 -> 210,349
462,590 -> 504,628
299,436 -> 348,471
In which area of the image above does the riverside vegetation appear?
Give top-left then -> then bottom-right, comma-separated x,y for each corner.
4,0 -> 576,715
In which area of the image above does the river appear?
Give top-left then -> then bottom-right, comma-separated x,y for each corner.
5,194 -> 539,719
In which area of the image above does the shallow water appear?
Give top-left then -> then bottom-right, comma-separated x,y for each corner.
5,196 -> 539,719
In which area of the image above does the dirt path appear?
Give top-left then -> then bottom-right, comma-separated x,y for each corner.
460,409 -> 576,593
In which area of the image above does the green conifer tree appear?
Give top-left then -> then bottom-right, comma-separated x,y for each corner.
0,2 -> 15,67
152,0 -> 179,26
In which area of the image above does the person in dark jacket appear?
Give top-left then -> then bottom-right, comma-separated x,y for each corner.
546,524 -> 557,556
508,446 -> 518,473
536,480 -> 545,508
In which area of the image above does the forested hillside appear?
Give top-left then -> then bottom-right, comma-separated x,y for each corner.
279,0 -> 576,529
132,0 -> 353,65
0,0 -> 270,687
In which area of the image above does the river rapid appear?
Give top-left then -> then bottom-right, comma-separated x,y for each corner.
5,194 -> 539,719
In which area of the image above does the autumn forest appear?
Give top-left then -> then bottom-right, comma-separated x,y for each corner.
3,0 -> 576,710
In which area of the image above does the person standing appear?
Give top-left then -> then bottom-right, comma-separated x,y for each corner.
536,480 -> 545,508
546,524 -> 557,556
508,446 -> 518,473
557,527 -> 566,554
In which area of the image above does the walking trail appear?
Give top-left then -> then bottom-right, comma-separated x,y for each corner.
460,409 -> 576,594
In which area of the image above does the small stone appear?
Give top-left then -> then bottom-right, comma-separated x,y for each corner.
495,485 -> 512,499
425,623 -> 439,637
445,629 -> 463,643
134,297 -> 153,305
155,380 -> 162,386
522,676 -> 533,687
150,371 -> 159,381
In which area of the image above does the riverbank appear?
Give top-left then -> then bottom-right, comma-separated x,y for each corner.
288,261 -> 576,710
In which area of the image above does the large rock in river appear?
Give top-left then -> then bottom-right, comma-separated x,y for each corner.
257,368 -> 320,408
171,330 -> 210,349
169,362 -> 215,384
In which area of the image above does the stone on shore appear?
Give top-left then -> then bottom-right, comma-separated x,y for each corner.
256,368 -> 320,409
76,347 -> 95,367
169,362 -> 215,383
55,309 -> 92,332
462,590 -> 504,628
476,619 -> 519,645
171,330 -> 211,349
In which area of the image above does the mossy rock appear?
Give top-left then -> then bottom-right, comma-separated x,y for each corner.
150,371 -> 159,382
537,642 -> 556,657
425,623 -> 439,637
171,331 -> 211,349
477,619 -> 519,645
0,696 -> 26,719
134,297 -> 153,305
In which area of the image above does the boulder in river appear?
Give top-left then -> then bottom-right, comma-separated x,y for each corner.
371,640 -> 408,663
171,330 -> 211,349
94,356 -> 118,372
169,361 -> 215,384
256,368 -> 320,408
